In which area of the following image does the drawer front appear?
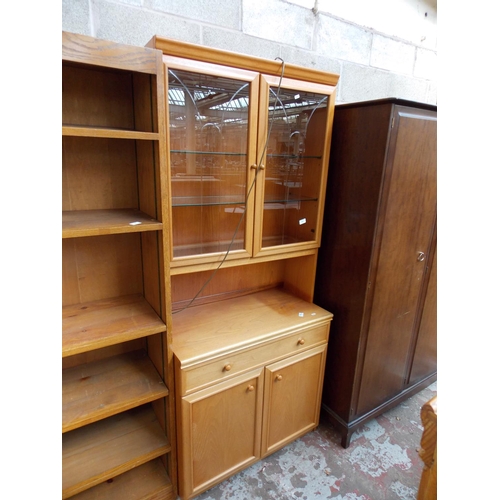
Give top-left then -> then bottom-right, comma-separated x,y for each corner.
179,322 -> 330,395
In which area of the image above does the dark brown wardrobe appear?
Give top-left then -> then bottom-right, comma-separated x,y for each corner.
314,98 -> 437,447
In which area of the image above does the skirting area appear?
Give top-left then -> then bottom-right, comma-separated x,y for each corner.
192,382 -> 437,500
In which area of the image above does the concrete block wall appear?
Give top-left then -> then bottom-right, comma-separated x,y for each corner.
62,0 -> 437,105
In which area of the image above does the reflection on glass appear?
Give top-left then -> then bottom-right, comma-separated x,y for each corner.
168,69 -> 250,258
262,87 -> 328,248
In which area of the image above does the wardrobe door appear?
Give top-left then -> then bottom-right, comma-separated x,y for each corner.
408,224 -> 437,386
356,106 -> 437,416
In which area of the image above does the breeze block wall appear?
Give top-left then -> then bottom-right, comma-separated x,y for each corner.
62,0 -> 437,105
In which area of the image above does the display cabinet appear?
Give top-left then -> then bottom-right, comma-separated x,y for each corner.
147,37 -> 339,499
62,32 -> 176,499
149,37 -> 337,274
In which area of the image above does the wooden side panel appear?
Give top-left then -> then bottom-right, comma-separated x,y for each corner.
356,107 -> 437,415
283,252 -> 318,302
314,103 -> 392,422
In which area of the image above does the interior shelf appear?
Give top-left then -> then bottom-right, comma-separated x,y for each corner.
62,294 -> 166,357
62,405 -> 171,499
68,458 -> 173,500
62,209 -> 162,238
62,350 -> 169,433
171,150 -> 246,156
62,125 -> 159,140
171,195 -> 246,207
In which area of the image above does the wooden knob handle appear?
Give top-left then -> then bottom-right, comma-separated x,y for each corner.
223,364 -> 232,372
297,338 -> 305,345
276,374 -> 283,381
247,385 -> 255,392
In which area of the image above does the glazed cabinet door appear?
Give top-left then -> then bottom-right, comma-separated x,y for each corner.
261,344 -> 327,457
164,56 -> 260,268
356,106 -> 437,416
177,368 -> 264,499
253,75 -> 336,258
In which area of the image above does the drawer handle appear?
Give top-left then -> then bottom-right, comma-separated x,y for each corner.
275,374 -> 283,381
247,385 -> 255,392
223,364 -> 232,372
297,338 -> 305,345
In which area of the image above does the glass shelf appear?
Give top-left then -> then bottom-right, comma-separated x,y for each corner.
266,154 -> 322,159
171,150 -> 247,156
172,195 -> 247,207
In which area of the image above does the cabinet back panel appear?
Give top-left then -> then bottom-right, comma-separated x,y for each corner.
171,205 -> 246,257
62,64 -> 135,129
171,260 -> 286,309
62,233 -> 143,306
62,338 -> 146,370
62,137 -> 139,211
261,201 -> 319,246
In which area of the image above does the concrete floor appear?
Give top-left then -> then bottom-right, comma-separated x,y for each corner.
189,381 -> 437,500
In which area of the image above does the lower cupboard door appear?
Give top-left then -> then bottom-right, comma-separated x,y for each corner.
261,344 -> 327,457
179,367 -> 264,498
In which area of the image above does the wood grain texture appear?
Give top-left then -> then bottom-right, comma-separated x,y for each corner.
150,36 -> 339,86
62,136 -> 139,212
261,344 -> 327,456
173,288 -> 332,498
409,224 -> 437,385
178,323 -> 328,396
62,294 -> 166,357
178,369 -> 264,498
417,396 -> 437,500
62,234 -> 143,306
62,405 -> 171,498
63,31 -> 158,74
62,209 -> 162,238
62,30 -> 176,498
172,288 -> 332,366
68,458 -> 173,500
62,350 -> 169,432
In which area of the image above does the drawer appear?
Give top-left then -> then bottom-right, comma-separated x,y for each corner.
177,322 -> 330,396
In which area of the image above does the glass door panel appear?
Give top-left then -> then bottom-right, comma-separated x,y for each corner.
167,67 -> 257,260
257,78 -> 332,252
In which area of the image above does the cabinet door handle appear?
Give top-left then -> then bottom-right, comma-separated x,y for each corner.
417,252 -> 425,262
297,338 -> 305,345
275,374 -> 283,381
247,385 -> 255,392
223,364 -> 232,372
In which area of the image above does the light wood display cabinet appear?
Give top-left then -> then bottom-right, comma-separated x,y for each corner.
148,36 -> 337,276
62,32 -> 176,499
314,98 -> 437,448
145,37 -> 339,499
